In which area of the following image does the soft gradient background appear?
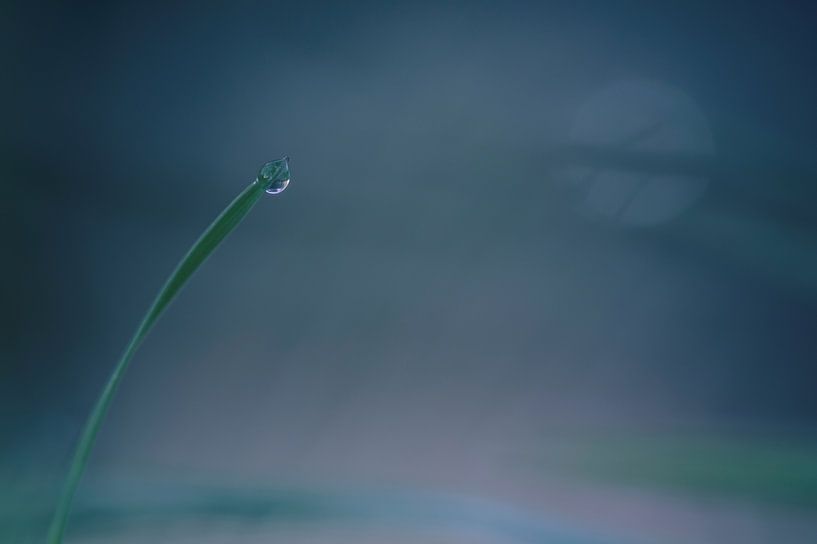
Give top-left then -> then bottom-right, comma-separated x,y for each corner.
3,1 -> 817,543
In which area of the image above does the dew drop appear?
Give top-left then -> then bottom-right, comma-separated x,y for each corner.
256,156 -> 291,195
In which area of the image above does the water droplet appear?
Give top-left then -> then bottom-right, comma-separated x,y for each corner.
256,156 -> 291,195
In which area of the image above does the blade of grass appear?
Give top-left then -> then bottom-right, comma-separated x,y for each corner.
47,175 -> 271,544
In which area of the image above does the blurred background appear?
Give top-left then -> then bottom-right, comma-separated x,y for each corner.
2,1 -> 817,542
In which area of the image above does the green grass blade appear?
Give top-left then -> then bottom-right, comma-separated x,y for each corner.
47,178 -> 268,544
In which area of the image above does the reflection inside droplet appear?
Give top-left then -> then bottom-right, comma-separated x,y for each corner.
256,157 -> 291,195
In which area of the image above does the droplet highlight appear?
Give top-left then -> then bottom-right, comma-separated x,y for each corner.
257,156 -> 291,195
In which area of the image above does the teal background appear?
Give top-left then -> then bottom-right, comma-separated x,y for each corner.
2,1 -> 817,542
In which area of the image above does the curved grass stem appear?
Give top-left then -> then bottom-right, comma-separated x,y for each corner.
47,178 -> 268,544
